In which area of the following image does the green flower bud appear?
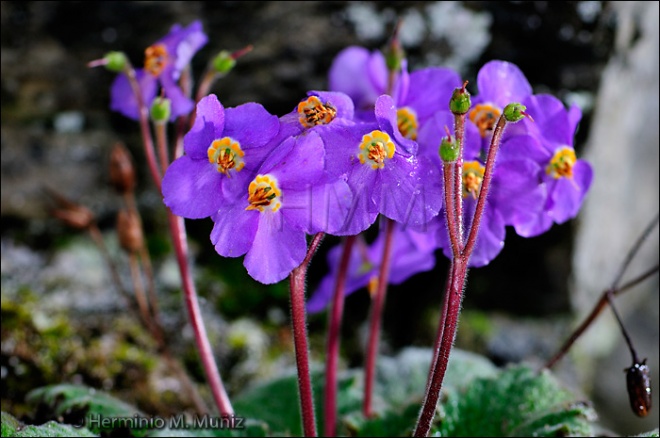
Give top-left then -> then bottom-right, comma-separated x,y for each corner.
385,42 -> 405,73
212,50 -> 237,74
104,51 -> 128,73
503,103 -> 528,123
439,136 -> 460,163
150,97 -> 171,123
449,84 -> 471,115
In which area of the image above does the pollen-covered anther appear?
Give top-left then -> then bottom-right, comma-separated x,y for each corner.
358,130 -> 396,170
207,137 -> 245,176
144,44 -> 169,77
297,96 -> 337,128
396,107 -> 418,140
546,147 -> 576,179
469,103 -> 501,138
462,161 -> 485,199
246,175 -> 282,212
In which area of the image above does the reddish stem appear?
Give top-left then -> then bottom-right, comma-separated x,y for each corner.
123,64 -> 162,190
363,217 -> 396,418
324,235 -> 356,436
414,115 -> 510,436
442,163 -> 461,259
414,258 -> 468,437
127,67 -> 233,416
544,264 -> 659,370
463,116 -> 507,257
452,114 -> 466,248
167,212 -> 234,416
289,232 -> 325,437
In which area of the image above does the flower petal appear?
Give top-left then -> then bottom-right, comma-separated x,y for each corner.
266,132 -> 325,188
404,67 -> 462,122
548,159 -> 593,224
110,70 -> 158,121
243,213 -> 308,284
225,103 -> 280,149
162,156 -> 224,219
184,94 -> 225,159
476,60 -> 532,107
211,204 -> 257,258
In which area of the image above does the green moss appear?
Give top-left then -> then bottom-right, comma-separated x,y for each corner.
1,293 -> 174,417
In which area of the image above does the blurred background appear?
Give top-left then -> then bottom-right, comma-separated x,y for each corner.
1,1 -> 658,435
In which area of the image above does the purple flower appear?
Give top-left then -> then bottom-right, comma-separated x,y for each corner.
500,94 -> 593,237
307,221 -> 439,313
468,60 -> 534,151
209,132 -> 353,284
328,46 -> 462,141
162,94 -> 280,219
328,46 -> 394,119
321,94 -> 444,232
111,20 -> 208,121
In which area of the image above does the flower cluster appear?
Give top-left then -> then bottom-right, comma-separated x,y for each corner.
307,50 -> 593,310
96,20 -> 598,435
107,23 -> 592,289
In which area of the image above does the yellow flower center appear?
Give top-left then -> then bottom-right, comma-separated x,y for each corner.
462,161 -> 485,199
358,130 -> 396,170
396,107 -> 418,140
469,103 -> 501,138
546,147 -> 576,179
246,175 -> 282,213
207,138 -> 245,176
297,96 -> 337,128
144,43 -> 169,77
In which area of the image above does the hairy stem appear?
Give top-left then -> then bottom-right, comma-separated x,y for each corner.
363,217 -> 396,418
324,235 -> 356,437
289,232 -> 325,437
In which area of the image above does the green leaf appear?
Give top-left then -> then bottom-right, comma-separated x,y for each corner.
26,384 -> 145,436
230,347 -> 496,436
434,364 -> 598,437
375,347 -> 498,409
2,411 -> 22,436
1,411 -> 97,437
342,402 -> 421,437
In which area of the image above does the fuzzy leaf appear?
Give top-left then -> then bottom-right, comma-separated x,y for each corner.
434,364 -> 598,437
26,384 -> 144,436
1,411 -> 96,437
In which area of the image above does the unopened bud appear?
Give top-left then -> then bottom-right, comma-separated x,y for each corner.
150,97 -> 171,123
503,103 -> 529,123
109,142 -> 136,195
212,50 -> 237,74
439,136 -> 459,163
104,51 -> 128,73
384,41 -> 404,73
449,82 -> 471,115
384,20 -> 405,73
116,209 -> 144,254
